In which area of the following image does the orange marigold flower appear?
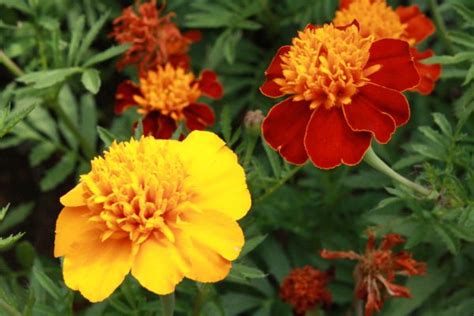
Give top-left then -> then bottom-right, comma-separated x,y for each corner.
110,0 -> 201,73
54,131 -> 251,302
261,22 -> 419,169
320,231 -> 426,316
334,0 -> 441,95
280,266 -> 332,315
115,63 -> 223,138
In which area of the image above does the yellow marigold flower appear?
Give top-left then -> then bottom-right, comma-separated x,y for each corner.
54,131 -> 251,302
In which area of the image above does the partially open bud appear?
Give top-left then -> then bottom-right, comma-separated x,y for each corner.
244,109 -> 264,135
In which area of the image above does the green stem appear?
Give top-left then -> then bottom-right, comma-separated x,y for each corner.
255,165 -> 304,203
429,0 -> 455,54
192,283 -> 209,316
49,101 -> 95,158
305,307 -> 320,316
243,133 -> 259,167
161,293 -> 175,316
0,50 -> 24,77
0,297 -> 22,316
363,147 -> 435,197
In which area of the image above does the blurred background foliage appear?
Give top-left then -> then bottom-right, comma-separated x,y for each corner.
0,0 -> 473,315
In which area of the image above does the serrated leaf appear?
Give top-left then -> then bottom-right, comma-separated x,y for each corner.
81,69 -> 101,94
0,97 -> 40,138
432,113 -> 453,137
0,232 -> 24,250
433,223 -> 460,254
82,44 -> 130,67
97,126 -> 117,148
40,153 -> 76,191
240,234 -> 267,257
29,142 -> 56,167
17,68 -> 82,89
418,126 -> 449,148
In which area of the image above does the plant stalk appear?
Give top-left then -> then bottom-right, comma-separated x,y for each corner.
255,164 -> 304,203
0,50 -> 24,77
429,0 -> 455,54
161,293 -> 175,316
363,147 -> 434,197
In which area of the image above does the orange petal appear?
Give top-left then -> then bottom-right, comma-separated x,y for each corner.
396,5 -> 435,44
60,184 -> 86,207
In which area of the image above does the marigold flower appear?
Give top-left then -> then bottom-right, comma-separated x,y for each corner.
335,0 -> 441,95
54,131 -> 251,302
280,266 -> 332,315
260,22 -> 419,169
320,231 -> 426,316
115,63 -> 223,138
111,0 -> 201,73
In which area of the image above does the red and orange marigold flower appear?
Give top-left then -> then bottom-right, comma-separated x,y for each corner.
111,0 -> 201,74
335,0 -> 441,95
261,22 -> 419,169
115,63 -> 223,138
280,266 -> 332,315
54,131 -> 251,302
321,232 -> 426,316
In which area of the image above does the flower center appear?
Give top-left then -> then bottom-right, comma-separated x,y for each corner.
81,137 -> 190,245
133,64 -> 201,120
334,0 -> 413,44
274,24 -> 374,110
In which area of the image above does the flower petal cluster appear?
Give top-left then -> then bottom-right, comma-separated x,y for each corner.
280,266 -> 332,315
110,0 -> 200,74
335,0 -> 441,95
321,232 -> 426,316
54,131 -> 251,302
115,64 -> 222,138
261,22 -> 419,169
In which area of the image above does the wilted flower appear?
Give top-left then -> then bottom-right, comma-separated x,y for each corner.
261,22 -> 418,169
280,266 -> 332,315
115,63 -> 223,138
321,231 -> 426,316
54,131 -> 251,302
334,0 -> 441,95
110,0 -> 201,73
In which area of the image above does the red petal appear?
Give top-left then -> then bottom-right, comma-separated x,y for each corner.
339,0 -> 355,9
199,70 -> 223,99
409,48 -> 441,95
183,103 -> 215,131
183,30 -> 202,43
320,249 -> 362,261
343,92 -> 396,144
262,98 -> 312,165
378,276 -> 411,298
169,54 -> 191,70
396,6 -> 435,44
366,39 -> 420,91
260,45 -> 291,98
304,107 -> 371,169
365,282 -> 384,316
358,83 -> 410,127
115,81 -> 140,114
380,233 -> 404,250
142,112 -> 177,139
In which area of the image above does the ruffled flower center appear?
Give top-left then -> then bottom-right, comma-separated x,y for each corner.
334,0 -> 413,44
81,137 -> 190,245
133,64 -> 201,120
275,24 -> 376,110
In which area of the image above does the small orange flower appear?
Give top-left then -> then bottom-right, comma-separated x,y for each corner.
335,0 -> 441,95
115,63 -> 223,138
261,22 -> 419,169
54,131 -> 251,302
280,266 -> 332,316
111,0 -> 201,74
321,231 -> 426,316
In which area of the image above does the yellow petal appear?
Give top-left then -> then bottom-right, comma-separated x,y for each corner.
182,209 -> 244,261
60,184 -> 86,207
54,206 -> 92,257
180,131 -> 251,220
63,236 -> 132,302
181,237 -> 232,283
131,236 -> 189,295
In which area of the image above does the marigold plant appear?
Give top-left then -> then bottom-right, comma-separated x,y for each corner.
261,22 -> 419,169
54,131 -> 251,302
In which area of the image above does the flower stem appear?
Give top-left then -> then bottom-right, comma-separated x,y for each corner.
363,147 -> 435,197
160,293 -> 175,316
305,308 -> 320,316
429,0 -> 455,55
0,50 -> 24,77
255,164 -> 304,203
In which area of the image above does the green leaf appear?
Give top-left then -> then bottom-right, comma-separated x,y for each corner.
0,232 -> 24,250
463,63 -> 474,86
82,44 -> 130,67
449,31 -> 474,49
81,69 -> 101,94
26,105 -> 59,141
240,234 -> 267,257
97,126 -> 117,148
432,222 -> 460,254
17,68 -> 82,89
40,153 -> 76,191
432,113 -> 453,137
0,0 -> 32,14
75,12 -> 110,66
0,202 -> 33,234
29,142 -> 56,167
0,97 -> 40,138
262,137 -> 281,178
220,104 -> 232,143
223,30 -> 242,64
80,94 -> 98,151
134,119 -> 143,139
32,262 -> 62,300
451,3 -> 474,26
67,16 -> 85,66
229,263 -> 267,280
423,52 -> 474,65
